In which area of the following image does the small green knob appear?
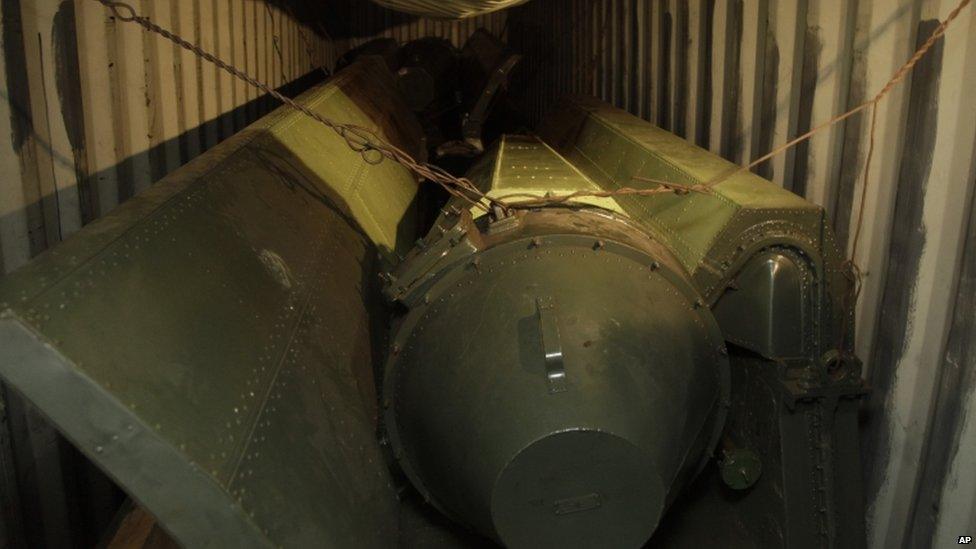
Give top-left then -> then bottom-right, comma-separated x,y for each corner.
720,448 -> 762,490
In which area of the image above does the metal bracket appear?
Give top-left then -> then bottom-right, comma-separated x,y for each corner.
436,53 -> 522,158
536,297 -> 567,394
382,209 -> 481,307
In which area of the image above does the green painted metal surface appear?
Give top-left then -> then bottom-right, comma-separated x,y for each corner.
383,96 -> 864,548
0,58 -> 422,548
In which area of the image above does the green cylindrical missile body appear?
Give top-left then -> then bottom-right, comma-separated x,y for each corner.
384,208 -> 730,548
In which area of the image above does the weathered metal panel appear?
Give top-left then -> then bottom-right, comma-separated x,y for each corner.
0,57 -> 422,547
0,1 -> 342,545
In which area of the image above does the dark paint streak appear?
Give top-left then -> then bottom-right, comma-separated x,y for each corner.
861,18 -> 944,513
615,0 -> 626,109
141,15 -> 169,186
905,130 -> 976,549
229,1 -> 245,134
598,1 -> 609,104
832,0 -> 865,244
170,0 -> 194,166
641,0 -> 653,118
1,0 -> 49,256
52,1 -> 95,225
629,0 -> 640,118
104,10 -> 134,203
790,24 -> 822,197
658,4 -> 672,130
719,0 -> 742,162
2,0 -> 32,151
695,0 -> 715,149
673,0 -> 689,138
194,0 -> 218,152
753,21 -> 778,181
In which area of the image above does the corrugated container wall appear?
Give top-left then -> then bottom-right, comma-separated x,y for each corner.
1,1 -> 974,548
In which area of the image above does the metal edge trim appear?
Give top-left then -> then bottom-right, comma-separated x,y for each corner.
0,314 -> 272,549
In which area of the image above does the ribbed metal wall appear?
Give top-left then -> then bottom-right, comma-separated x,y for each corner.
0,0 -> 974,547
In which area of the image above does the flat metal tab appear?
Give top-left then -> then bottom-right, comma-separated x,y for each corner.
0,59 -> 415,549
712,251 -> 807,358
536,297 -> 567,394
383,209 -> 481,306
553,492 -> 602,516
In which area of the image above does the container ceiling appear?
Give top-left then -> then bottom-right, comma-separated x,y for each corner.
368,0 -> 530,18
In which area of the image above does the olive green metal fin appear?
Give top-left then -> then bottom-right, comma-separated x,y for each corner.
263,57 -> 424,261
0,60 -> 414,548
539,95 -> 813,210
463,134 -> 624,215
537,96 -> 823,277
0,315 -> 271,548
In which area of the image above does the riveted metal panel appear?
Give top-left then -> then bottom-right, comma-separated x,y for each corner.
0,58 -> 421,547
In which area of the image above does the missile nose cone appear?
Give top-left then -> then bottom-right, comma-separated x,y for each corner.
384,212 -> 730,547
491,429 -> 665,549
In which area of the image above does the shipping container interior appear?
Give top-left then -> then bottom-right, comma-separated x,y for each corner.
0,0 -> 974,548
